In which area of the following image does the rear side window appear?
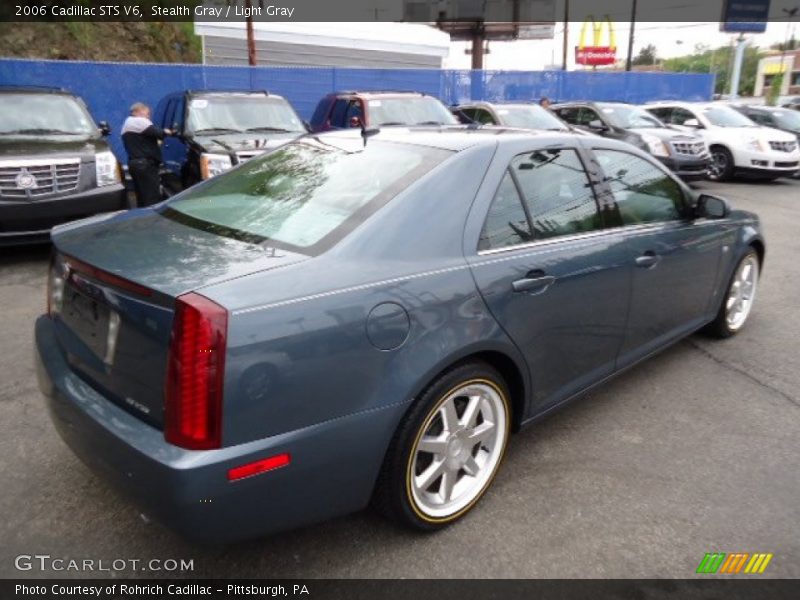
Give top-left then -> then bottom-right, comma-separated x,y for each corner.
164,139 -> 452,254
594,149 -> 685,225
512,148 -> 602,239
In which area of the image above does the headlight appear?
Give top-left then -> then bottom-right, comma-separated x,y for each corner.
642,134 -> 670,157
95,151 -> 120,187
200,153 -> 232,179
746,137 -> 765,152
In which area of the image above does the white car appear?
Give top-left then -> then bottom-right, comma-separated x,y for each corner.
646,102 -> 800,181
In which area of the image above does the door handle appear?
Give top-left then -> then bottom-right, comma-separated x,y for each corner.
512,271 -> 556,294
635,251 -> 661,269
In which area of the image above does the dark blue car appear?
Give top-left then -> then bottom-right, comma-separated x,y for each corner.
35,127 -> 764,542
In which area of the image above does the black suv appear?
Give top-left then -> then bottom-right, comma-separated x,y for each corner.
552,101 -> 710,181
0,86 -> 126,245
152,90 -> 307,193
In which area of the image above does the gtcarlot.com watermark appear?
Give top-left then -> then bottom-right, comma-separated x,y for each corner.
14,554 -> 194,573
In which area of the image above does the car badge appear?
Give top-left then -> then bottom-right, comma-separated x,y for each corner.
15,169 -> 37,190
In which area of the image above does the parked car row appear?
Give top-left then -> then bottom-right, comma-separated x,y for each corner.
1,84 -> 798,247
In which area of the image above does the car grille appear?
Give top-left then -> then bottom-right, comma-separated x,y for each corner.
671,140 -> 708,156
775,161 -> 799,168
769,141 -> 798,153
0,159 -> 81,200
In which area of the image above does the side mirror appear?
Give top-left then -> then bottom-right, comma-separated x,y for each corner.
683,118 -> 702,129
588,119 -> 607,131
98,121 -> 111,136
349,116 -> 362,128
695,194 -> 729,219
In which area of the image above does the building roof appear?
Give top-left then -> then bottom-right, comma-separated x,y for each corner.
193,22 -> 450,59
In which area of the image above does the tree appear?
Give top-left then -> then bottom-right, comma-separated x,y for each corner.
632,44 -> 658,66
662,44 -> 765,96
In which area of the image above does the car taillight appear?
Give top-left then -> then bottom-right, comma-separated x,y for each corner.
165,292 -> 228,450
47,255 -> 65,317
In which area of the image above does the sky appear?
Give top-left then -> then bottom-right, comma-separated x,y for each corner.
442,21 -> 798,70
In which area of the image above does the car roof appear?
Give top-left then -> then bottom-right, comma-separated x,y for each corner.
0,85 -> 74,95
330,90 -> 427,99
309,125 -> 596,152
186,89 -> 286,100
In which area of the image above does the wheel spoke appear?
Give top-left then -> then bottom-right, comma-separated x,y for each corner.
466,421 -> 495,445
439,468 -> 457,502
440,400 -> 459,432
415,458 -> 445,491
462,455 -> 481,477
417,435 -> 448,456
460,394 -> 482,428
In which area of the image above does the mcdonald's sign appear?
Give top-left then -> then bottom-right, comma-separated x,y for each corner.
575,16 -> 617,66
696,552 -> 774,574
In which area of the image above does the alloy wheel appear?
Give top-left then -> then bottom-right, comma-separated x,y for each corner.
409,381 -> 508,519
725,255 -> 759,331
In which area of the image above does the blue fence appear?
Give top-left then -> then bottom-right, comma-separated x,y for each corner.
0,58 -> 714,161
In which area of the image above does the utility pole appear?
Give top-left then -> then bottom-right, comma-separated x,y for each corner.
471,23 -> 485,70
729,34 -> 746,98
562,0 -> 569,71
625,0 -> 637,71
245,0 -> 257,66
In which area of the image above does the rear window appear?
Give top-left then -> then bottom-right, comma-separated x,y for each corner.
163,138 -> 452,254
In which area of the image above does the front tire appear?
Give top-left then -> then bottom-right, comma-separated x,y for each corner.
708,146 -> 735,181
705,250 -> 760,338
374,362 -> 511,531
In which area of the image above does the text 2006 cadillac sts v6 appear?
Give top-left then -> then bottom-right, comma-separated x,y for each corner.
35,127 -> 764,542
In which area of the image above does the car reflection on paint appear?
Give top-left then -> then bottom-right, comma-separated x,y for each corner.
35,126 -> 764,542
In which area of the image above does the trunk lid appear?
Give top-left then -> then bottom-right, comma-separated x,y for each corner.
51,209 -> 307,427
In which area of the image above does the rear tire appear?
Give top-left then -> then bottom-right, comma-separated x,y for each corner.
704,250 -> 760,338
708,146 -> 735,182
373,362 -> 511,531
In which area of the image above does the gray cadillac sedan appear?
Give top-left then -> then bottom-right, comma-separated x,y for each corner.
35,127 -> 764,542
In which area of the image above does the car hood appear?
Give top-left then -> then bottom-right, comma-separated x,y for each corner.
0,136 -> 108,159
629,127 -> 698,141
191,132 -> 302,155
51,208 -> 308,298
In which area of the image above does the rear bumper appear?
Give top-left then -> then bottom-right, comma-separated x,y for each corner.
0,184 -> 127,246
35,315 -> 403,543
657,156 -> 709,181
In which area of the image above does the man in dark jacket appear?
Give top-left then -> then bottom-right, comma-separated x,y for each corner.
121,102 -> 172,207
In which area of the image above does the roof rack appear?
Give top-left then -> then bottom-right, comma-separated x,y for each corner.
187,89 -> 270,96
333,90 -> 426,96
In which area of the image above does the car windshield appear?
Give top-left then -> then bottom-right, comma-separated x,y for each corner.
598,104 -> 665,129
771,109 -> 800,130
186,95 -> 306,134
164,138 -> 452,252
0,93 -> 96,136
495,105 -> 568,130
367,96 -> 458,127
702,106 -> 756,127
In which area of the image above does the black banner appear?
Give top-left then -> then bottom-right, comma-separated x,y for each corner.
3,579 -> 800,600
2,0 -> 800,23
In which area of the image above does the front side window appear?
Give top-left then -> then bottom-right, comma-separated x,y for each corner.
0,93 -> 96,137
165,139 -> 451,253
513,148 -> 602,239
472,109 -> 496,125
669,108 -> 697,126
594,149 -> 685,226
578,107 -> 603,127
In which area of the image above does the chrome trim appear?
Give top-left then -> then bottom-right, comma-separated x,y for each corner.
0,157 -> 80,168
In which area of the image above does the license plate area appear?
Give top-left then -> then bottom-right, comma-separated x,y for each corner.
61,281 -> 111,360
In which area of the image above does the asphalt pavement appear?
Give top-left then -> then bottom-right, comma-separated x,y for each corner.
1,178 -> 798,579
